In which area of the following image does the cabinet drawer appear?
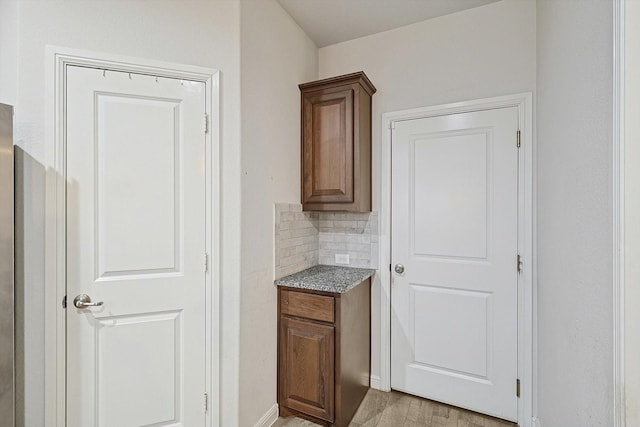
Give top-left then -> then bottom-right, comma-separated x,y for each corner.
281,290 -> 334,323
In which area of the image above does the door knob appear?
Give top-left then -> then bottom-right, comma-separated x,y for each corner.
73,294 -> 104,308
394,264 -> 405,274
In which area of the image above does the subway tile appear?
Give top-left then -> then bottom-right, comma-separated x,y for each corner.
333,220 -> 359,229
347,235 -> 371,244
323,242 -> 348,251
295,219 -> 317,229
301,235 -> 316,245
346,228 -> 366,234
274,203 -> 290,213
278,221 -> 291,231
350,213 -> 373,221
279,237 -> 304,249
280,253 -> 307,267
294,243 -> 317,254
292,227 -> 316,237
328,213 -> 348,220
318,257 -> 334,265
281,211 -> 297,220
318,234 -> 334,242
346,243 -> 370,252
348,251 -> 371,260
348,259 -> 370,268
278,230 -> 294,240
329,234 -> 350,243
278,247 -> 293,259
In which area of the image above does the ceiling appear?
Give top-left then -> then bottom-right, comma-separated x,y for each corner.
276,0 -> 501,48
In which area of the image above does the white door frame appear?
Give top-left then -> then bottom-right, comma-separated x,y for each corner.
379,93 -> 535,426
614,0 -> 625,425
43,46 -> 221,427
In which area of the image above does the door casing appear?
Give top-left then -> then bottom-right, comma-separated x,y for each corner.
379,93 -> 534,427
44,46 -> 221,427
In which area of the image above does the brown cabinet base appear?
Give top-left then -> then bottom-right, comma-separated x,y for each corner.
277,280 -> 371,426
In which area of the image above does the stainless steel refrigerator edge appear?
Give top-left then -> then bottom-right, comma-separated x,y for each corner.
0,103 -> 15,427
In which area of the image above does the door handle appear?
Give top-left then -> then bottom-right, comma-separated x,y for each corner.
394,264 -> 405,274
73,294 -> 104,308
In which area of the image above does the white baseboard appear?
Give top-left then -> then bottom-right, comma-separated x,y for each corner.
370,375 -> 381,390
254,403 -> 279,427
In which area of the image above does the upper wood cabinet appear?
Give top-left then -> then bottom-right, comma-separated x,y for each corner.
299,72 -> 376,212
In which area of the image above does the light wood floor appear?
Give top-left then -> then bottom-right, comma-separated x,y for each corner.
274,389 -> 517,427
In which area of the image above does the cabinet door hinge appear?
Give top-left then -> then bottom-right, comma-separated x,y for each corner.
517,254 -> 522,274
204,392 -> 208,413
204,253 -> 209,273
204,113 -> 209,134
517,130 -> 521,148
516,378 -> 521,398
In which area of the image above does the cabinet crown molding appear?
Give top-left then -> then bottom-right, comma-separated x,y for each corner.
299,71 -> 377,96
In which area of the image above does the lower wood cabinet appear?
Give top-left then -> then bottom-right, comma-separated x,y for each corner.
277,280 -> 371,426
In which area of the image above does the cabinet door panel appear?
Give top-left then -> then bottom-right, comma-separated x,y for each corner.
279,316 -> 335,421
302,89 -> 354,204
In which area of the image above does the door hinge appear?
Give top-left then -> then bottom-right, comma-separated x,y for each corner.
204,113 -> 209,134
516,378 -> 521,398
517,130 -> 521,148
389,121 -> 396,130
204,253 -> 209,273
204,392 -> 208,413
517,254 -> 522,274
62,295 -> 67,309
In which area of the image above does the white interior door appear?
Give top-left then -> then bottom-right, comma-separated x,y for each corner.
391,107 -> 519,421
65,65 -> 207,427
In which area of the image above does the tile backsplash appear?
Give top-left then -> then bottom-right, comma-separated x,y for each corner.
317,212 -> 378,269
274,203 -> 379,279
274,204 -> 318,280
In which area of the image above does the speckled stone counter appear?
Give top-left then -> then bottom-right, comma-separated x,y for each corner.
274,264 -> 375,293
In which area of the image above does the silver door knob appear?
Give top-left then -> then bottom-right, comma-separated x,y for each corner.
394,264 -> 405,274
73,294 -> 104,308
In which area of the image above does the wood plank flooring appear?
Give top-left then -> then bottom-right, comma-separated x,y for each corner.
273,389 -> 516,427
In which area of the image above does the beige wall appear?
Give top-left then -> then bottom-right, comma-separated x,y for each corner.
536,0 -> 613,425
8,1 -> 242,425
625,0 -> 640,424
318,0 -> 536,391
0,0 -> 18,106
239,1 -> 318,424
4,1 -> 623,425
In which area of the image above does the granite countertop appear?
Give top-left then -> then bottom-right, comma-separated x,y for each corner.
275,265 -> 376,294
